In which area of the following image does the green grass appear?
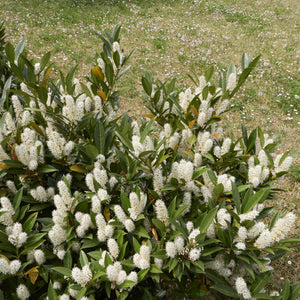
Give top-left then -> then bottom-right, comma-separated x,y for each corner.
1,0 -> 300,285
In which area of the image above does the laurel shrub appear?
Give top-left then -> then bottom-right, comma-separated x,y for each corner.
0,24 -> 299,300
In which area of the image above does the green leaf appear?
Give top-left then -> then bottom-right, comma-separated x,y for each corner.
173,205 -> 190,219
64,250 -> 73,269
134,226 -> 150,239
142,74 -> 152,96
242,188 -> 270,213
13,187 -> 23,211
211,283 -> 239,298
105,59 -> 114,86
22,212 -> 37,233
140,117 -> 155,144
47,281 -> 58,300
0,77 -> 12,108
201,247 -> 223,257
52,267 -> 72,277
118,280 -> 137,289
120,189 -> 130,214
86,144 -> 99,160
152,218 -> 166,235
231,181 -> 241,213
150,264 -> 163,274
40,52 -> 51,72
94,119 -> 105,155
132,236 -> 140,253
138,268 -> 149,281
199,207 -> 218,234
37,164 -> 58,173
251,271 -> 271,296
193,167 -> 209,180
79,250 -> 89,267
14,38 -> 26,61
76,287 -> 87,300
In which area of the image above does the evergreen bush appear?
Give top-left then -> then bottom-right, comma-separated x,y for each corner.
0,24 -> 299,300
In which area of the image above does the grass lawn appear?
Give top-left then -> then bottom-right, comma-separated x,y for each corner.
1,0 -> 299,287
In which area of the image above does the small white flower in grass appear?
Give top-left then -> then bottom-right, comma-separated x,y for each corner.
107,238 -> 119,259
235,277 -> 251,299
16,284 -> 30,300
166,241 -> 177,258
188,248 -> 201,261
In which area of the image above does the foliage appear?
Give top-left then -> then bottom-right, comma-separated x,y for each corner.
0,24 -> 299,300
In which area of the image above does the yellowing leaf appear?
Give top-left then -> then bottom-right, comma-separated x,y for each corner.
104,206 -> 110,222
191,105 -> 199,118
31,123 -> 44,136
42,67 -> 52,87
142,113 -> 155,119
24,266 -> 39,284
212,114 -> 220,119
92,66 -> 104,81
188,119 -> 195,129
0,163 -> 12,169
97,90 -> 106,101
183,150 -> 194,159
195,180 -> 203,186
210,133 -> 221,138
70,165 -> 87,173
115,290 -> 120,297
151,228 -> 158,241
